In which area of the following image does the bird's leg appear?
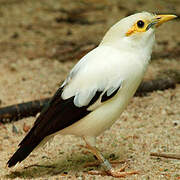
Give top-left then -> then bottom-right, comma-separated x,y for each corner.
83,137 -> 138,178
84,160 -> 126,168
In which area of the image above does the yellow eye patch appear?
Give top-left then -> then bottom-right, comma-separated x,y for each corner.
126,20 -> 150,36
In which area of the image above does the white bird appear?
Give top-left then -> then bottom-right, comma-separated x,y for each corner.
7,12 -> 176,177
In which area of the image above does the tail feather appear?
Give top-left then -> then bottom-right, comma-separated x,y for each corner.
7,140 -> 39,167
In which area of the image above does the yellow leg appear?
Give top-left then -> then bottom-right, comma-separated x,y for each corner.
83,137 -> 139,178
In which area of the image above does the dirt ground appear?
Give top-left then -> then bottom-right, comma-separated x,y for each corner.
0,0 -> 180,179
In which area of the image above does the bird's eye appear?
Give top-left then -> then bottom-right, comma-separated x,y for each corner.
137,20 -> 145,28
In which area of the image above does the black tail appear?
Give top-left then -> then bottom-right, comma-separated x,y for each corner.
7,124 -> 44,167
7,141 -> 39,167
7,98 -> 51,168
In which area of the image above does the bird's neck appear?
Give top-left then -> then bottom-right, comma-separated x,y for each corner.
100,34 -> 155,66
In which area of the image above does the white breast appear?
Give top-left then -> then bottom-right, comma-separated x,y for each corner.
60,45 -> 147,137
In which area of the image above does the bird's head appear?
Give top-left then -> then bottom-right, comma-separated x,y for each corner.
101,12 -> 177,52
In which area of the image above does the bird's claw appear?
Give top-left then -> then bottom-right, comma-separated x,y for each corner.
107,169 -> 139,178
88,164 -> 139,178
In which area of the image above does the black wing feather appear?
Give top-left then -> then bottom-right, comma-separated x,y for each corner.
7,88 -> 102,167
101,86 -> 121,102
7,85 -> 120,167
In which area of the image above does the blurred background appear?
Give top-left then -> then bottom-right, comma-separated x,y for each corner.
0,0 -> 179,61
0,0 -> 179,103
0,1 -> 179,179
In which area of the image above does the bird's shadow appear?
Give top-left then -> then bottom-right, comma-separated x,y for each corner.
5,152 -> 120,179
5,153 -> 95,179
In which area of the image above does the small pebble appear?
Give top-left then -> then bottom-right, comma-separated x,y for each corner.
109,153 -> 116,159
42,156 -> 48,159
23,123 -> 30,133
3,136 -> 9,139
76,176 -> 83,180
12,124 -> 18,134
173,121 -> 179,126
11,32 -> 19,39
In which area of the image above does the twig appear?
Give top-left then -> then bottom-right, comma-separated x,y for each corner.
0,77 -> 177,123
23,164 -> 56,169
135,77 -> 175,96
0,98 -> 50,123
150,152 -> 180,160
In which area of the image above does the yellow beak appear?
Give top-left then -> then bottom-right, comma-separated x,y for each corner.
155,14 -> 177,27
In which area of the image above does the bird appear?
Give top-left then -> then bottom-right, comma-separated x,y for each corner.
7,12 -> 176,177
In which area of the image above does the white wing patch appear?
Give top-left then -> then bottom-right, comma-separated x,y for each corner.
62,78 -> 123,108
61,46 -> 125,109
73,89 -> 96,107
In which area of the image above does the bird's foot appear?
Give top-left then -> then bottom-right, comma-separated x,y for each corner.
106,165 -> 139,178
83,137 -> 138,177
88,164 -> 139,178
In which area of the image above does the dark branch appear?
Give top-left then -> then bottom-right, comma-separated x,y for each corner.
135,77 -> 175,96
0,77 -> 177,124
0,98 -> 50,123
150,152 -> 180,160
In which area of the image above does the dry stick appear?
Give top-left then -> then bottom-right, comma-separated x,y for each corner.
23,164 -> 56,169
0,98 -> 50,123
135,77 -> 176,96
150,152 -> 180,160
0,77 -> 176,124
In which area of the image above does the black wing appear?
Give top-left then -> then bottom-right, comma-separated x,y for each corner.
7,88 -> 101,167
7,84 -> 120,167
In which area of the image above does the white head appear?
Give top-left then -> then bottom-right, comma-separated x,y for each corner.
101,12 -> 176,54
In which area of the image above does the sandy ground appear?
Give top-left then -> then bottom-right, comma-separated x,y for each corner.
0,0 -> 180,179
